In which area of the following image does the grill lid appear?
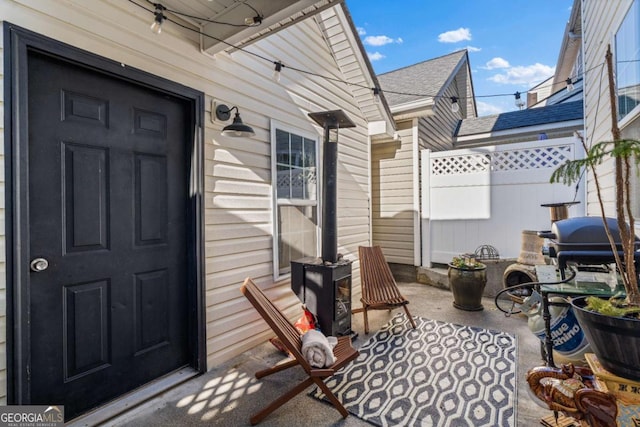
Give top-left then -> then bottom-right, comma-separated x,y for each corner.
551,216 -> 624,244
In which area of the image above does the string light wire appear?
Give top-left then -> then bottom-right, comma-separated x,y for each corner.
145,0 -> 262,27
129,1 -> 637,104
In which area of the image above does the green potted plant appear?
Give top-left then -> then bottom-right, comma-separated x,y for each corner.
448,255 -> 487,311
550,45 -> 640,380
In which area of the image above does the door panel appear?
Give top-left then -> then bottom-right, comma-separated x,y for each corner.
62,143 -> 110,252
27,51 -> 192,419
135,154 -> 168,245
63,280 -> 111,381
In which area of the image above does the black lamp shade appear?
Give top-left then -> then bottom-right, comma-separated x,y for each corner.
221,112 -> 255,137
215,104 -> 255,137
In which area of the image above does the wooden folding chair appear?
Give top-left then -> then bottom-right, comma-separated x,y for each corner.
240,278 -> 359,425
357,245 -> 417,334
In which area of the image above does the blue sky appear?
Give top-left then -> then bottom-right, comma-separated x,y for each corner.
345,0 -> 574,116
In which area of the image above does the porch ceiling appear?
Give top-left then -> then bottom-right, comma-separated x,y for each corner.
157,0 -> 340,54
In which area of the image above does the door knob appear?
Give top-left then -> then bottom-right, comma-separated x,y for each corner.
30,258 -> 49,272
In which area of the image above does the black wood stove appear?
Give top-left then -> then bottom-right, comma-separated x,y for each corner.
291,257 -> 352,336
290,110 -> 356,337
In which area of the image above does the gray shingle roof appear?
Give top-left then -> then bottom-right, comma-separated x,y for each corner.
456,100 -> 583,136
378,50 -> 467,107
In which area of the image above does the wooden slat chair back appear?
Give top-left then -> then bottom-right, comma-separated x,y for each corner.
358,245 -> 417,334
240,278 -> 359,425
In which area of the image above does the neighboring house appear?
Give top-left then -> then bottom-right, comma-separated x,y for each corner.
455,100 -> 584,147
371,50 -> 477,266
0,0 -> 394,420
578,0 -> 640,218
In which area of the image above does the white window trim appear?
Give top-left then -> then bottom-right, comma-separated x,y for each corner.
614,0 -> 639,124
270,119 -> 321,280
619,104 -> 640,130
614,0 -> 640,221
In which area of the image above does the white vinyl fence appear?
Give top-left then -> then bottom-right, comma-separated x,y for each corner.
421,137 -> 586,266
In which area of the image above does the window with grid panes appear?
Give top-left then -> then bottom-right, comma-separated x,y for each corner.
272,126 -> 319,277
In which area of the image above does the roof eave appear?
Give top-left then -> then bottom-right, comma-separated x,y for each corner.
454,119 -> 584,146
333,3 -> 396,136
552,0 -> 582,88
203,0 -> 338,55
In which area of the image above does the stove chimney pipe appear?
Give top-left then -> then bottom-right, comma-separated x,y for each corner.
308,110 -> 356,264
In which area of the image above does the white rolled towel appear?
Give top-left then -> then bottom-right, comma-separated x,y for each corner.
301,329 -> 338,368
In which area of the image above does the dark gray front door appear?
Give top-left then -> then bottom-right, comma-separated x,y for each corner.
26,51 -> 191,419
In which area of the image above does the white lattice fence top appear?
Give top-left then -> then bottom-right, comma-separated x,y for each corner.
431,154 -> 490,176
431,144 -> 573,176
491,145 -> 573,172
277,169 -> 317,188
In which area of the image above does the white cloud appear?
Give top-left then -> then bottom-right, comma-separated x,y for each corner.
488,63 -> 555,86
357,27 -> 366,36
364,35 -> 403,46
476,101 -> 504,116
438,27 -> 472,43
453,46 -> 482,54
368,51 -> 385,61
485,57 -> 510,69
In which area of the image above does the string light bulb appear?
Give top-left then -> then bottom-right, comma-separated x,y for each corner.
150,3 -> 166,34
450,96 -> 460,113
514,92 -> 525,110
273,61 -> 283,82
566,77 -> 574,92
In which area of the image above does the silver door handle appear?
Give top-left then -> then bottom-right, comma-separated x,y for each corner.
30,258 -> 49,272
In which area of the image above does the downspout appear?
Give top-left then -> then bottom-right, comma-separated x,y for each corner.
412,118 -> 421,266
367,135 -> 373,245
421,149 -> 432,267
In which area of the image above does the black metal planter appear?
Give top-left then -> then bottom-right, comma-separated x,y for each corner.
571,296 -> 640,381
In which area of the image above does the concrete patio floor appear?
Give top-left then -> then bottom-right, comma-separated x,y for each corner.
101,282 -> 554,426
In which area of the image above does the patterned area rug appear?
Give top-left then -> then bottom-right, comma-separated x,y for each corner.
311,314 -> 517,426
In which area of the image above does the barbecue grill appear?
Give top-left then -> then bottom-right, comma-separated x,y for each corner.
538,216 -> 640,278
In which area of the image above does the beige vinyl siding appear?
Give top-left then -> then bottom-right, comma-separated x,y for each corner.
582,0 -> 632,216
370,58 -> 471,267
0,27 -> 6,405
1,0 -> 372,384
419,84 -> 465,152
371,121 -> 415,264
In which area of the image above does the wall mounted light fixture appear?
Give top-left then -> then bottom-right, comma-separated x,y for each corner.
215,104 -> 255,137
